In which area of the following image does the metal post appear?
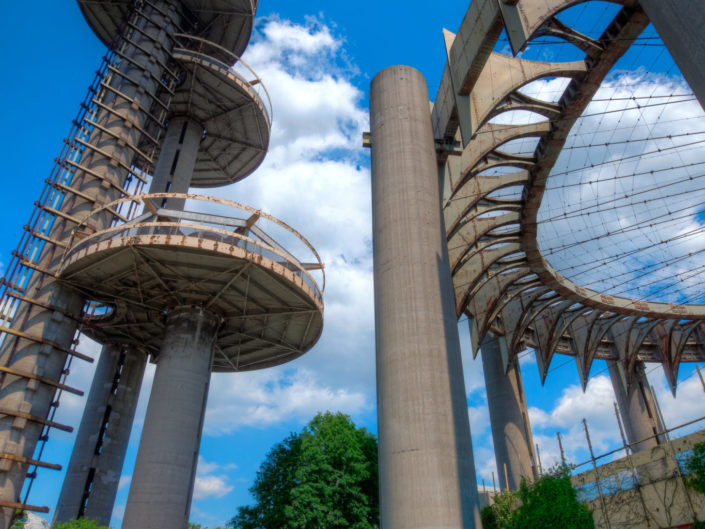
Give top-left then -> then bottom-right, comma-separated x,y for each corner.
583,418 -> 611,529
696,366 -> 705,394
614,401 -> 651,527
557,432 -> 565,466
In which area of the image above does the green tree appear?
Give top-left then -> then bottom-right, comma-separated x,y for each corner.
481,465 -> 594,529
53,520 -> 109,529
10,515 -> 108,529
510,466 -> 593,529
229,412 -> 378,529
685,442 -> 705,529
687,442 -> 705,495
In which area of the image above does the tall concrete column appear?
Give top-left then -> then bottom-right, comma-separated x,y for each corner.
480,335 -> 536,490
149,116 -> 203,208
640,0 -> 705,109
122,308 -> 219,529
370,65 -> 481,529
608,360 -> 664,452
0,3 -> 180,523
53,345 -> 146,525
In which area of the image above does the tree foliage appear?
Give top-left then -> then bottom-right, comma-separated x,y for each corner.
481,465 -> 594,529
687,442 -> 705,495
229,412 -> 378,529
9,514 -> 108,529
685,442 -> 705,529
52,521 -> 109,529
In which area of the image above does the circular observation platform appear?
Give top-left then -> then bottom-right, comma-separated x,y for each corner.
164,34 -> 272,186
77,0 -> 257,58
58,194 -> 324,371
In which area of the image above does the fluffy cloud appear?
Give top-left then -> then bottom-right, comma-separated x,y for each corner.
528,375 -> 622,471
651,367 -> 705,434
205,368 -> 369,435
197,16 -> 374,435
193,456 -> 236,500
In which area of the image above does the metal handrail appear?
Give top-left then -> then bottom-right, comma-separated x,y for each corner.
62,193 -> 325,300
172,33 -> 273,126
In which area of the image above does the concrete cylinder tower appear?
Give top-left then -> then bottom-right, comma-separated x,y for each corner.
370,65 -> 481,529
50,2 -> 266,525
481,335 -> 536,490
0,2 -> 325,528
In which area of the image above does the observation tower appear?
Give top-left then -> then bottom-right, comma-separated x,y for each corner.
0,1 -> 324,528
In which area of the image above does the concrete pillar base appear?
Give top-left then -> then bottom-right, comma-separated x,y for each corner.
122,307 -> 219,529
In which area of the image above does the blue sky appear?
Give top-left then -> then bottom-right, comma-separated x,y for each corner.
1,2 -> 705,528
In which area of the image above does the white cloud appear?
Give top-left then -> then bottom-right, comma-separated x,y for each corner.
468,403 -> 490,437
193,456 -> 235,500
194,475 -> 233,500
205,368 -> 369,435
197,16 -> 375,434
529,375 -> 622,471
247,18 -> 339,66
112,504 -> 125,522
650,367 -> 705,434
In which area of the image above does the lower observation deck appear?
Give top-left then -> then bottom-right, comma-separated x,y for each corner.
58,194 -> 324,371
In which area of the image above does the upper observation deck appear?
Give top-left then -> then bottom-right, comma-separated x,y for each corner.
77,0 -> 258,57
166,34 -> 272,186
58,194 -> 324,371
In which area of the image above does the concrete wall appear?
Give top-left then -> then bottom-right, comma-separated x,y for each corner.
572,429 -> 705,529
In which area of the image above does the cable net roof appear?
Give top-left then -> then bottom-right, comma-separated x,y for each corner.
484,3 -> 705,307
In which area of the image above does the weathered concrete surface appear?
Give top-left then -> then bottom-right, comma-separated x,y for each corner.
149,116 -> 203,208
0,3 -> 180,524
481,336 -> 536,490
53,346 -> 146,526
641,0 -> 705,109
572,428 -> 705,529
122,308 -> 219,529
608,361 -> 664,452
370,65 -> 481,529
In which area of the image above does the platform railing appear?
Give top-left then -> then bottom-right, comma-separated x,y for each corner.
61,193 -> 324,303
173,33 -> 273,127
